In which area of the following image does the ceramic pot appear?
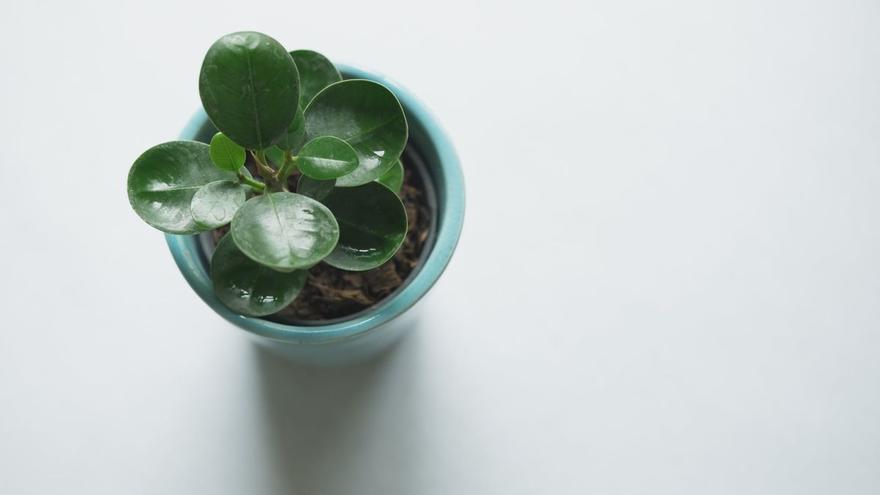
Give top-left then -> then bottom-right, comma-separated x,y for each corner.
165,64 -> 464,366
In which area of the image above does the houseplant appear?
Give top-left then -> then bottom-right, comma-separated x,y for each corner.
128,31 -> 464,365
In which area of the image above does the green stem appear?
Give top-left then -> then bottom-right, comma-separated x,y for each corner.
238,172 -> 266,192
251,150 -> 276,180
250,149 -> 286,192
279,152 -> 299,189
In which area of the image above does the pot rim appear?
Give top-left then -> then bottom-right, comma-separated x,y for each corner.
164,63 -> 465,345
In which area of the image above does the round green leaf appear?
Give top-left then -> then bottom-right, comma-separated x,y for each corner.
290,49 -> 341,110
209,132 -> 246,171
199,32 -> 300,150
128,141 -> 236,234
376,159 -> 404,194
231,192 -> 339,271
304,79 -> 407,187
297,136 -> 358,180
296,175 -> 335,201
211,235 -> 307,317
191,180 -> 248,229
322,182 -> 408,271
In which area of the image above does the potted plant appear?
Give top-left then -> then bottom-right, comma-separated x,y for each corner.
127,31 -> 464,366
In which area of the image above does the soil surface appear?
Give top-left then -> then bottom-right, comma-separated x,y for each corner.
211,154 -> 433,324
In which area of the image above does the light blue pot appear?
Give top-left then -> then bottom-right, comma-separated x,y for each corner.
165,65 -> 464,366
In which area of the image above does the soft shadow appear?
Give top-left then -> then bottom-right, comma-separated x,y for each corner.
253,328 -> 424,495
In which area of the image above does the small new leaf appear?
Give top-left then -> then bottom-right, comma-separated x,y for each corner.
264,145 -> 286,168
209,132 -> 246,171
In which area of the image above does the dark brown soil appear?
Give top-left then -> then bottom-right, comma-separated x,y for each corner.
210,154 -> 433,324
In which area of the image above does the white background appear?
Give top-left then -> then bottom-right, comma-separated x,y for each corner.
2,0 -> 879,493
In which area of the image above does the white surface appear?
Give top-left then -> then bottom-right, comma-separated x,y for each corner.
1,0 -> 879,493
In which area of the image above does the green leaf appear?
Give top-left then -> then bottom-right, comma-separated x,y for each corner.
297,175 -> 335,201
274,107 -> 306,153
128,141 -> 236,234
211,235 -> 307,317
199,32 -> 300,150
322,182 -> 407,271
264,145 -> 286,168
231,192 -> 339,271
297,136 -> 358,180
209,132 -> 246,171
304,79 -> 407,187
376,159 -> 404,193
191,180 -> 248,229
290,49 -> 341,110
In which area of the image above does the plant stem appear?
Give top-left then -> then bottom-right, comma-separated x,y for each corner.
279,151 -> 298,190
251,150 -> 276,181
250,149 -> 286,192
238,172 -> 266,192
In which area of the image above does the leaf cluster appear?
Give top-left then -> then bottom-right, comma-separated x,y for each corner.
128,32 -> 409,317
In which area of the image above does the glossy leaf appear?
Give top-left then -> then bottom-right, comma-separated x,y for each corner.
199,32 -> 299,149
290,50 -> 341,110
376,159 -> 404,193
304,79 -> 407,187
191,180 -> 248,229
322,182 -> 407,271
128,141 -> 236,234
297,136 -> 358,180
211,235 -> 307,317
297,175 -> 335,201
231,192 -> 339,271
209,132 -> 246,171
